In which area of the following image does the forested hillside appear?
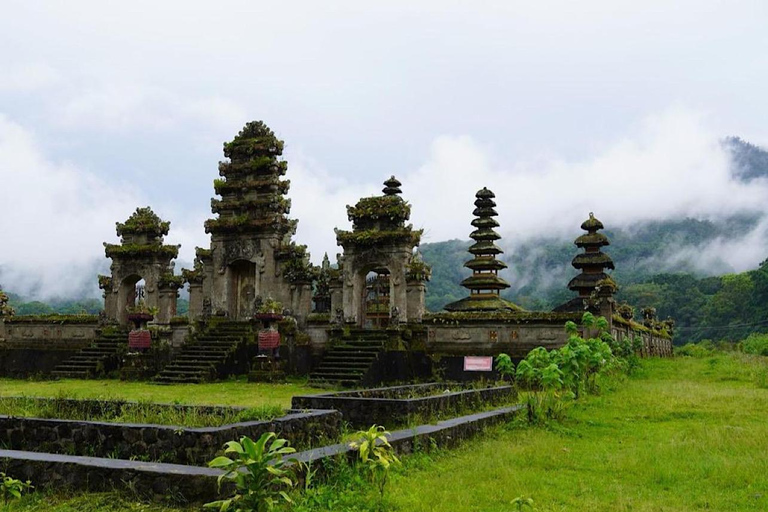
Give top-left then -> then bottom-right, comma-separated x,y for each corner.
421,137 -> 768,343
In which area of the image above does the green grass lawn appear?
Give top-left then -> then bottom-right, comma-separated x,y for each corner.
2,354 -> 767,511
0,377 -> 327,409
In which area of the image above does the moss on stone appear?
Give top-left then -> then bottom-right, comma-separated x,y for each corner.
6,314 -> 99,324
104,243 -> 179,259
335,228 -> 423,248
115,207 -> 170,238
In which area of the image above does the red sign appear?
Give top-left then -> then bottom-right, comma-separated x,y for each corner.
464,356 -> 493,372
258,330 -> 281,350
128,330 -> 151,350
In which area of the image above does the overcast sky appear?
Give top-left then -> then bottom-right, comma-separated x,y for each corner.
2,1 -> 768,298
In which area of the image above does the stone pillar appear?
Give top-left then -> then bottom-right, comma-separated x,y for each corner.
157,287 -> 178,324
188,282 -> 203,321
406,280 -> 426,323
390,265 -> 407,324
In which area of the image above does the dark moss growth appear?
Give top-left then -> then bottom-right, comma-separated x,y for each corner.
115,207 -> 170,238
335,228 -> 423,248
346,195 -> 412,228
5,314 -> 100,324
307,313 -> 331,323
0,289 -> 15,317
442,295 -> 524,313
406,252 -> 432,282
97,275 -> 112,291
426,310 -> 578,324
104,243 -> 180,259
212,177 -> 290,196
169,316 -> 190,326
158,273 -> 184,289
275,243 -> 316,284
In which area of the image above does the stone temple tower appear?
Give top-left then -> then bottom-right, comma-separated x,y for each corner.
568,212 -> 615,298
184,121 -> 314,323
444,188 -> 522,312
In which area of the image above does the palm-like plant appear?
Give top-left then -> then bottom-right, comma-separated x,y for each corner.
205,433 -> 297,512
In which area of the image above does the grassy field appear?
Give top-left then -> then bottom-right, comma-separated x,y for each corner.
2,354 -> 767,511
0,377 -> 326,409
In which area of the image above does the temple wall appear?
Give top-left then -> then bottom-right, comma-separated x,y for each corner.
0,320 -> 99,376
612,324 -> 673,357
426,321 -> 572,359
0,320 -> 98,350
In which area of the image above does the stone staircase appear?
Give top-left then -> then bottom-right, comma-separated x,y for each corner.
154,321 -> 252,384
309,329 -> 388,387
51,330 -> 129,379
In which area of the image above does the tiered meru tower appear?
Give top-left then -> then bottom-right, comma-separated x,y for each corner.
568,212 -> 615,298
334,176 -> 430,326
444,188 -> 522,312
100,207 -> 182,325
554,212 -> 617,314
184,121 -> 314,322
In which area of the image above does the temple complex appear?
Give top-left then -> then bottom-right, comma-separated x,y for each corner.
0,120 -> 673,383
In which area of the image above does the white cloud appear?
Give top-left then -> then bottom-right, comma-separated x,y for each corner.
55,85 -> 245,135
0,116 -> 145,297
0,64 -> 62,93
289,108 -> 768,273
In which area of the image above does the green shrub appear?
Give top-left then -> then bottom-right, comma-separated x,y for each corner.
675,342 -> 716,358
494,353 -> 515,382
742,333 -> 768,356
205,433 -> 297,512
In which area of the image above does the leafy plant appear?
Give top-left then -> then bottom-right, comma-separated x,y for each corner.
1,472 -> 33,504
494,353 -> 515,382
350,425 -> 400,509
511,495 -> 534,511
205,433 -> 297,512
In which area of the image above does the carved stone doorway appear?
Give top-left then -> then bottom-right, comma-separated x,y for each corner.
362,269 -> 390,329
228,260 -> 257,320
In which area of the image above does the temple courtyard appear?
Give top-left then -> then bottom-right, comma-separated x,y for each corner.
1,353 -> 766,512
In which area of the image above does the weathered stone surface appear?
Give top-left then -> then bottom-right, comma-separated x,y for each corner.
0,406 -> 341,466
293,383 -> 515,429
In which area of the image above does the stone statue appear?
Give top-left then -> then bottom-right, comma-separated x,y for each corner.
201,298 -> 212,319
390,306 -> 400,327
333,307 -> 344,326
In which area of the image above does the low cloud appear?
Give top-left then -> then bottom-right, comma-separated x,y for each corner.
4,107 -> 768,300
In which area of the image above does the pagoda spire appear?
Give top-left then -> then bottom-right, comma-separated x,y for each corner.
382,176 -> 402,196
204,121 -> 296,238
444,188 -> 522,312
567,212 -> 615,297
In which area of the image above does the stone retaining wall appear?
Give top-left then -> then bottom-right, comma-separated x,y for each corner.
293,383 -> 516,428
0,407 -> 341,465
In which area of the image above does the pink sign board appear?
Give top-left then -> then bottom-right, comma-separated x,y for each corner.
464,356 -> 493,372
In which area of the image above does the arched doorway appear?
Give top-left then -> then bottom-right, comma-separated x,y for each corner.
362,268 -> 390,328
117,275 -> 143,325
228,259 -> 257,320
